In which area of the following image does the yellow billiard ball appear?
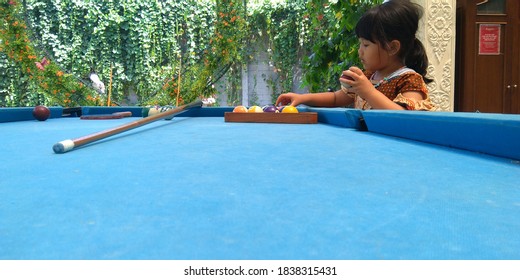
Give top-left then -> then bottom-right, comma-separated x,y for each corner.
233,105 -> 248,113
282,106 -> 298,113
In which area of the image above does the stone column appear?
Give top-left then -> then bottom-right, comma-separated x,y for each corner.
417,0 -> 456,111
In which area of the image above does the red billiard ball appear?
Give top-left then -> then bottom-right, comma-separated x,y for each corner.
341,74 -> 354,80
33,105 -> 50,121
340,74 -> 354,89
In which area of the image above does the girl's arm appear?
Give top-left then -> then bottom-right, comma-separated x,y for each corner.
359,89 -> 424,110
276,90 -> 354,107
352,87 -> 427,110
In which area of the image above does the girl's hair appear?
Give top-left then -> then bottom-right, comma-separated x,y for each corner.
355,0 -> 433,83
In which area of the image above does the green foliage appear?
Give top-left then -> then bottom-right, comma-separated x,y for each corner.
196,0 -> 248,106
0,55 -> 44,106
1,0 -> 378,107
0,0 -> 96,107
1,0 -> 218,106
302,0 -> 382,92
248,0 -> 308,103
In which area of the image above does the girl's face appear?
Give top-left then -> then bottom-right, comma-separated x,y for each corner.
357,38 -> 390,72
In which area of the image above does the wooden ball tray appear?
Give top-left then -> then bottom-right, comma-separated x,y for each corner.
224,112 -> 317,124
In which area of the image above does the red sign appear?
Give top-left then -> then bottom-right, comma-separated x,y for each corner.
479,24 -> 501,55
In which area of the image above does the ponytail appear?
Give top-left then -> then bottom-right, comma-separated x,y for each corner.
405,38 -> 433,84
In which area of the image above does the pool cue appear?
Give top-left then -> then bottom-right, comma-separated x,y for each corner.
53,99 -> 203,154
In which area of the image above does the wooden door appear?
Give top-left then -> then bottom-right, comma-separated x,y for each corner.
456,0 -> 519,113
508,1 -> 520,113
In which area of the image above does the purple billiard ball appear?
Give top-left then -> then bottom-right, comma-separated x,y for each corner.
263,105 -> 278,113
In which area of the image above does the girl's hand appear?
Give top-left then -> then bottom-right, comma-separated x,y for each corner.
339,66 -> 375,98
276,93 -> 303,106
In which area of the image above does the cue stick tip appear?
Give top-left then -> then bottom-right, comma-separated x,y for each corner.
53,139 -> 75,154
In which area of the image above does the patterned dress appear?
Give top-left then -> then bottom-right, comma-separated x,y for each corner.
343,68 -> 436,111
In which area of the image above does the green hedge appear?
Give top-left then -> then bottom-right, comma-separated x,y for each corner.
0,0 -> 378,107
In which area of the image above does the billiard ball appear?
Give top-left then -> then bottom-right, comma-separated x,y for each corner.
146,106 -> 160,117
33,105 -> 50,121
248,105 -> 263,113
263,105 -> 278,113
233,105 -> 248,113
340,74 -> 354,89
282,106 -> 298,113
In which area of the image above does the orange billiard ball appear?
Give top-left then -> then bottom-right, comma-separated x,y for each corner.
233,105 -> 248,113
282,106 -> 298,113
33,105 -> 51,121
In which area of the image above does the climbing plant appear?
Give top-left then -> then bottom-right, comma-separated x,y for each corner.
248,0 -> 308,104
195,0 -> 248,106
1,0 -> 219,106
302,0 -> 382,92
0,0 -> 96,106
1,0 -> 378,107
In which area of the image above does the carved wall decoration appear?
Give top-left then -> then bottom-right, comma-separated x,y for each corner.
417,0 -> 456,111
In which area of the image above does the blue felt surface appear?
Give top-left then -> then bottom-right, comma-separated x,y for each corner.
361,110 -> 520,161
307,107 -> 363,128
1,111 -> 519,260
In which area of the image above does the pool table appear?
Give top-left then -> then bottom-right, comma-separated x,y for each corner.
0,105 -> 519,260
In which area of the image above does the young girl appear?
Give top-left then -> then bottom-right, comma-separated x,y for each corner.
276,0 -> 436,111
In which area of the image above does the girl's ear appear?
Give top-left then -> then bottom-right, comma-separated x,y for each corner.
388,40 -> 401,56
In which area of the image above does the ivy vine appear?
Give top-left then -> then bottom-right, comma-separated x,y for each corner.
1,0 -> 377,107
303,0 -> 382,92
